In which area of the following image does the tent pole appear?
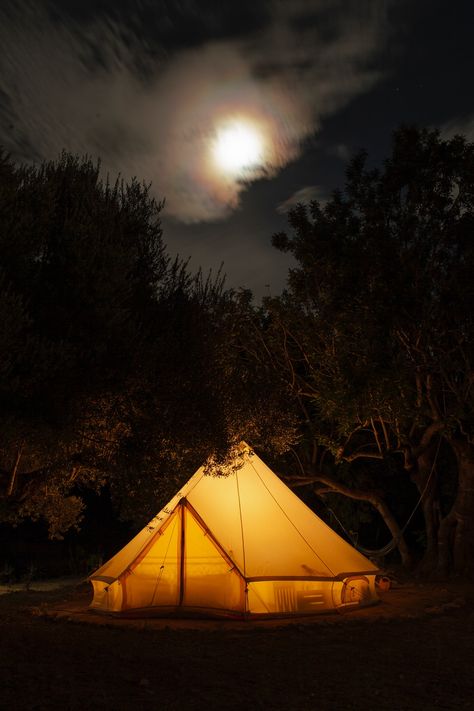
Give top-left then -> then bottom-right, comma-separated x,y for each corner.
179,499 -> 185,607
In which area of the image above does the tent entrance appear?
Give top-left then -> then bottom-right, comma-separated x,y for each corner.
180,499 -> 245,612
120,498 -> 245,614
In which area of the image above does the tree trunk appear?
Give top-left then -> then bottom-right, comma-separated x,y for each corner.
369,497 -> 414,569
6,444 -> 23,497
448,438 -> 474,576
437,508 -> 457,576
410,444 -> 440,574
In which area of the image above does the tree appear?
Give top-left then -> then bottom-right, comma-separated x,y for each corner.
0,150 -> 295,536
269,126 -> 474,575
0,150 -> 169,533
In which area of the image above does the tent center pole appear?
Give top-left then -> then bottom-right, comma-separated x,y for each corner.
179,499 -> 185,606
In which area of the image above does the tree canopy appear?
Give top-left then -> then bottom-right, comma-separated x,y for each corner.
268,126 -> 474,575
0,150 -> 294,536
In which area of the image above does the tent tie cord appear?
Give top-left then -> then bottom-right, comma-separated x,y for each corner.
322,436 -> 441,558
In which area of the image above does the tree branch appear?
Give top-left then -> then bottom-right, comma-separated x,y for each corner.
7,442 -> 24,497
283,469 -> 413,566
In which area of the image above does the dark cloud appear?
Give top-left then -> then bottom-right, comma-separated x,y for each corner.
0,0 -> 391,223
442,115 -> 474,143
276,185 -> 327,214
46,0 -> 271,49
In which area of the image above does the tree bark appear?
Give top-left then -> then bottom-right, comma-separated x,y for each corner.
448,438 -> 474,576
410,443 -> 440,574
437,508 -> 457,576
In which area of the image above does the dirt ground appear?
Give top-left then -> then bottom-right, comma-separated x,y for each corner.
0,576 -> 473,710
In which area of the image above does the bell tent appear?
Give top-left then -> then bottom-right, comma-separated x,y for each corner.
89,443 -> 379,617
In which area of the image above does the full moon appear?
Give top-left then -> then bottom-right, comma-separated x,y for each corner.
212,121 -> 264,175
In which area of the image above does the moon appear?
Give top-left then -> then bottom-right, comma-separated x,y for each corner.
212,120 -> 264,175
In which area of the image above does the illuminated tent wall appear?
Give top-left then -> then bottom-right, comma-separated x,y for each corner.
89,444 -> 379,617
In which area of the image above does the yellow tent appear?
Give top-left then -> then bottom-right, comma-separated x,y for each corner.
89,443 -> 379,617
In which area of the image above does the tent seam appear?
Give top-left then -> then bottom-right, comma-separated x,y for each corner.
235,468 -> 247,579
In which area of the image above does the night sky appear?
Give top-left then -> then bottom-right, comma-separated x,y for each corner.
1,0 -> 473,298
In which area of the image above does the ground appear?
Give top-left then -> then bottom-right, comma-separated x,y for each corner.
0,576 -> 473,710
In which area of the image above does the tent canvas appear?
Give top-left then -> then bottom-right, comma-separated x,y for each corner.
89,443 -> 379,616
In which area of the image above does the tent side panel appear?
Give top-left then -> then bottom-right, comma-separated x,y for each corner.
121,510 -> 181,610
245,453 -> 379,576
90,579 -> 123,612
247,576 -> 378,614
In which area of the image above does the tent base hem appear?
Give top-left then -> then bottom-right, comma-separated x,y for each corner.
88,599 -> 379,620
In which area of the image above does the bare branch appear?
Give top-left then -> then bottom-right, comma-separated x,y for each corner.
371,417 -> 383,454
7,442 -> 24,497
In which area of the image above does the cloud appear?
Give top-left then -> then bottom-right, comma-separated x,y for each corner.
276,185 -> 327,214
441,114 -> 474,142
0,0 -> 390,223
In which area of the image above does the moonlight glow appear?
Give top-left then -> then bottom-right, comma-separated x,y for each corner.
212,121 -> 264,175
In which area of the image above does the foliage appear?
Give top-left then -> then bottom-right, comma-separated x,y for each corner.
269,126 -> 474,573
0,150 -> 295,536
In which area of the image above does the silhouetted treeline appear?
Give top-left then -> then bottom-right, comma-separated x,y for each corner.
263,126 -> 474,576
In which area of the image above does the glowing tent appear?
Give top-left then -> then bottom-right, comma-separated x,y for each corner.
89,443 -> 379,617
